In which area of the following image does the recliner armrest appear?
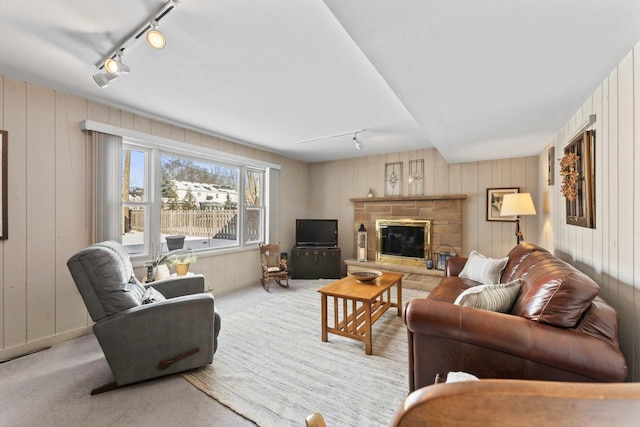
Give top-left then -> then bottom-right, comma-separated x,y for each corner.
145,274 -> 205,298
93,293 -> 216,386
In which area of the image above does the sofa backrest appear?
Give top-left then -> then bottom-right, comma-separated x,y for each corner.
501,242 -> 550,283
509,250 -> 599,328
67,240 -> 146,321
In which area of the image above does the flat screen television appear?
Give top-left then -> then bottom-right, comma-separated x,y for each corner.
296,219 -> 338,247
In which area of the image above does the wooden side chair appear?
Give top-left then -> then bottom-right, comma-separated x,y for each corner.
259,242 -> 289,291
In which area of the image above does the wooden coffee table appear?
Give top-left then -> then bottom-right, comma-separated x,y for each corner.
318,272 -> 403,355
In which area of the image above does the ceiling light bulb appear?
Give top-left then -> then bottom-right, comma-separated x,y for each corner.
146,22 -> 166,49
104,58 -> 120,74
104,53 -> 130,75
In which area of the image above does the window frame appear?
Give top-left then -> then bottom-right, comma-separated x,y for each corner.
84,120 -> 280,267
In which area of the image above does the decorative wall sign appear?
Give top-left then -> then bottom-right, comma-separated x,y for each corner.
562,130 -> 595,228
385,162 -> 403,196
408,159 -> 424,196
0,130 -> 7,240
486,187 -> 519,221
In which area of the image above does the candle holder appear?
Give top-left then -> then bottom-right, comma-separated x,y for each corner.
357,223 -> 367,262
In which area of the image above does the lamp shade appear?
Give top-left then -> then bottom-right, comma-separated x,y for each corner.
501,193 -> 536,216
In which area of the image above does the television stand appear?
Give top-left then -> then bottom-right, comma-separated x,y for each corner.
291,246 -> 341,279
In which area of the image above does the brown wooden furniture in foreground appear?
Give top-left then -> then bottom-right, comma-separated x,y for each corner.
318,272 -> 403,355
389,379 -> 640,426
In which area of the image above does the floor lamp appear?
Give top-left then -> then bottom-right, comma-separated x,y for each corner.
500,193 -> 537,246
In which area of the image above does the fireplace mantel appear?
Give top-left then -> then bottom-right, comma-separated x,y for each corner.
350,194 -> 467,203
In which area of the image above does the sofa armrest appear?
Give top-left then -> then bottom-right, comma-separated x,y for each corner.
93,293 -> 216,386
404,299 -> 628,389
445,257 -> 467,277
145,274 -> 205,298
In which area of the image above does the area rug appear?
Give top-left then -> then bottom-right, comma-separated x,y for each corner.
183,280 -> 428,427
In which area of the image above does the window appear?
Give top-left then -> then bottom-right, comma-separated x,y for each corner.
87,122 -> 280,265
244,168 -> 264,244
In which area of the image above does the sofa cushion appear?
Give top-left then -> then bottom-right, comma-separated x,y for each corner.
501,242 -> 550,283
459,250 -> 508,285
454,279 -> 523,313
510,251 -> 599,328
427,276 -> 480,303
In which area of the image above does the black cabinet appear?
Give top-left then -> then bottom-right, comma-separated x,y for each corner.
291,247 -> 341,279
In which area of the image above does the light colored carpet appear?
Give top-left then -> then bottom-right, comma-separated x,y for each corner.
183,280 -> 428,427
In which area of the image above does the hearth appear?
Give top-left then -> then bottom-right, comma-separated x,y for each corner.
376,219 -> 431,262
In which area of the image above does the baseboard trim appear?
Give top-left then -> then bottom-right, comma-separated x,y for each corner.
0,326 -> 93,363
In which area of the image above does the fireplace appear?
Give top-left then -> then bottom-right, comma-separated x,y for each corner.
376,219 -> 431,262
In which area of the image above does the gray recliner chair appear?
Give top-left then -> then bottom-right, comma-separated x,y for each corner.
67,240 -> 221,394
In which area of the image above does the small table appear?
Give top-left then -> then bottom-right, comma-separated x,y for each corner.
318,272 -> 403,355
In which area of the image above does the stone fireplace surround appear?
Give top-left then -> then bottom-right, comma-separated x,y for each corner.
347,194 -> 466,290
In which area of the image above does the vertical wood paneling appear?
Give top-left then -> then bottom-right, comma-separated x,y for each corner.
542,42 -> 640,380
461,162 -> 479,253
616,51 -> 636,377
434,150 -> 449,194
608,67 -> 620,309
449,163 -> 462,194
477,161 -> 494,256
3,78 -> 28,348
617,52 -> 635,286
423,148 -> 435,195
25,84 -> 56,341
600,77 -> 611,297
0,77 -> 3,347
55,93 -> 89,333
591,85 -> 604,285
634,41 -> 640,381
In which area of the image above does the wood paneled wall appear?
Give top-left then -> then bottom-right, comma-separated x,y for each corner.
308,149 -> 539,272
540,41 -> 640,381
0,76 -> 309,360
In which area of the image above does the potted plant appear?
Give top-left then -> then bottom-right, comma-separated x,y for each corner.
146,247 -> 170,281
170,254 -> 197,276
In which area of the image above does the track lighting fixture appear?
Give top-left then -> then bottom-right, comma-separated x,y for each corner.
104,52 -> 130,74
93,73 -> 119,88
92,0 -> 179,87
146,21 -> 166,49
353,133 -> 362,150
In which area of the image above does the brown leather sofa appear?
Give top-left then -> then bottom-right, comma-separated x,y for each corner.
404,242 -> 628,392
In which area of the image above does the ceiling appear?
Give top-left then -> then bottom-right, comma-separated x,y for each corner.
1,1 -> 639,163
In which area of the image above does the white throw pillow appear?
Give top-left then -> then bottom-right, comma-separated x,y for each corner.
142,287 -> 167,304
454,279 -> 523,313
458,250 -> 508,285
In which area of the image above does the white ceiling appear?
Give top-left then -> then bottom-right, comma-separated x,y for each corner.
1,0 -> 639,163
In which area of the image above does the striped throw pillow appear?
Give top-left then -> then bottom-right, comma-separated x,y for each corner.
458,250 -> 508,285
454,279 -> 523,313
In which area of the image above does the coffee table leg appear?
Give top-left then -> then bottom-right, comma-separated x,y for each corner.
321,293 -> 328,342
365,302 -> 373,355
397,278 -> 402,316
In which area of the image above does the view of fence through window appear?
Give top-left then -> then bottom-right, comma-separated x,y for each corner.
121,148 -> 261,253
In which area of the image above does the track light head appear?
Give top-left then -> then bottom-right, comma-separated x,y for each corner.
146,21 -> 166,49
104,52 -> 130,75
93,72 -> 119,88
353,133 -> 362,150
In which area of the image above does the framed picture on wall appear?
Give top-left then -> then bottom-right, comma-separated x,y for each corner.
0,130 -> 7,240
486,187 -> 519,222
